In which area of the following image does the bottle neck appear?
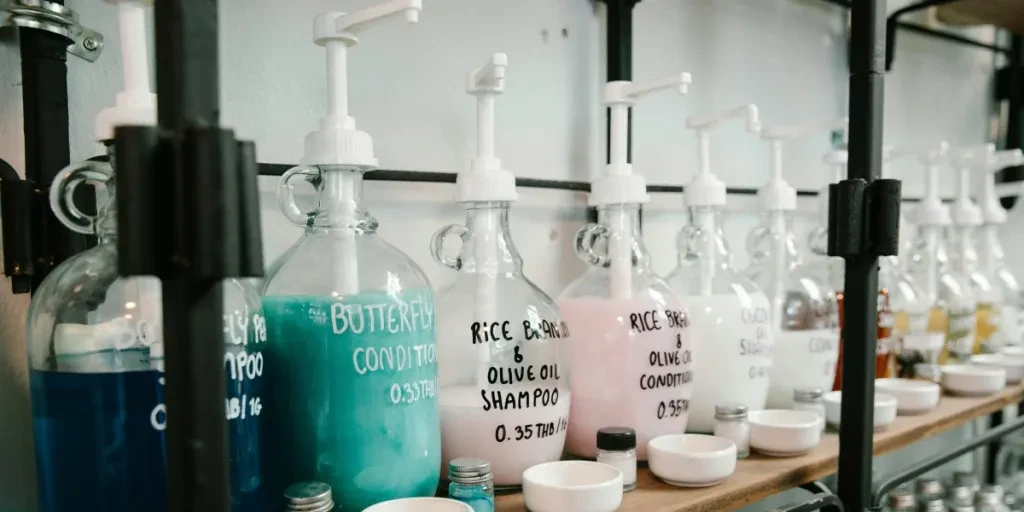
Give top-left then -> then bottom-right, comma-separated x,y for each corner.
945,225 -> 976,273
977,224 -> 1003,276
910,224 -> 942,304
457,202 -> 523,275
678,206 -> 731,270
310,166 -> 378,233
748,210 -> 799,269
597,203 -> 651,270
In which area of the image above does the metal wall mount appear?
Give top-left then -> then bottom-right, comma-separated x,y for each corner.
1,0 -> 103,61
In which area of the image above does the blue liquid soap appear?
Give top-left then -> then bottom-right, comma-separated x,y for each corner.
262,290 -> 441,510
31,343 -> 267,512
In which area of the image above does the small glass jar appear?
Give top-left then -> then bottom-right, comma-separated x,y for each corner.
886,487 -> 917,511
949,485 -> 976,511
713,404 -> 749,459
284,481 -> 335,512
448,458 -> 495,512
916,477 -> 945,503
792,388 -> 826,431
596,427 -> 637,492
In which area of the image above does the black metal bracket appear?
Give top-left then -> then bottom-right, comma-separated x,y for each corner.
0,159 -> 32,293
826,178 -> 901,259
869,412 -> 1024,509
1,0 -> 105,61
885,0 -> 959,71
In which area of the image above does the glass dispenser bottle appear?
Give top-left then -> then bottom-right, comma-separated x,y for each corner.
260,3 -> 439,510
745,122 -> 840,408
433,55 -> 569,489
26,3 -> 267,511
950,146 -> 999,354
976,148 -> 1024,348
664,104 -> 773,434
559,73 -> 694,460
900,142 -> 976,365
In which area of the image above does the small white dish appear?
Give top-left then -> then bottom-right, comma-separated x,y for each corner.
875,378 -> 941,414
647,434 -> 737,488
822,391 -> 898,430
364,498 -> 473,512
970,353 -> 1024,383
748,409 -> 822,457
522,461 -> 623,512
941,364 -> 1007,396
1001,346 -> 1024,358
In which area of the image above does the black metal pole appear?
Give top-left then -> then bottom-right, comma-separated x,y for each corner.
837,0 -> 887,510
18,2 -> 91,292
152,0 -> 229,510
605,0 -> 635,165
1000,37 -> 1024,212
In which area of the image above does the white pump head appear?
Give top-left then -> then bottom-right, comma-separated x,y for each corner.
683,104 -> 760,207
889,142 -> 951,227
590,72 -> 691,206
975,148 -> 1024,225
950,144 -> 992,227
94,0 -> 157,141
456,53 -> 517,203
301,0 -> 422,167
759,117 -> 849,212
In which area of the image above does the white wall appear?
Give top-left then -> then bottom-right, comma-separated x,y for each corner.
0,0 -> 1005,509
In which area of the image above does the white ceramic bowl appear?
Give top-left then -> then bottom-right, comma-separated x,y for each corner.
364,498 -> 473,512
522,461 -> 623,512
941,364 -> 1007,396
822,391 -> 898,430
1001,346 -> 1024,358
647,434 -> 737,488
970,354 -> 1024,383
874,378 -> 941,414
748,409 -> 822,457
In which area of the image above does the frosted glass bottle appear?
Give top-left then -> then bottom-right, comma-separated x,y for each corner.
559,204 -> 693,460
949,225 -> 1002,353
980,224 -> 1024,347
665,206 -> 772,433
26,154 -> 268,512
432,201 -> 570,489
262,165 -> 440,510
744,211 -> 840,408
905,226 -> 977,363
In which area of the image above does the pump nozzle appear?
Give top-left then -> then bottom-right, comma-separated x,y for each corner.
948,144 -> 992,227
304,0 -> 422,167
592,72 -> 691,206
683,104 -> 760,207
888,142 -> 951,227
456,53 -> 517,203
94,0 -> 157,140
759,117 -> 848,212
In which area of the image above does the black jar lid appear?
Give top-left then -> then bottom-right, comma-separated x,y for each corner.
597,426 -> 636,451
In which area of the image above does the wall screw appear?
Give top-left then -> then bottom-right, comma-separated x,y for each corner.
83,38 -> 99,51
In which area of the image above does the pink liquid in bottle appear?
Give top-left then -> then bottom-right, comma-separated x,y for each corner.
558,297 -> 693,460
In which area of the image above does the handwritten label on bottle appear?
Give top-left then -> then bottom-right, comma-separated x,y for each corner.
767,328 -> 839,408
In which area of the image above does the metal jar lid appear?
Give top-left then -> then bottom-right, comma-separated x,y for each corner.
449,458 -> 493,485
284,481 -> 334,512
793,388 -> 824,403
916,477 -> 945,499
886,487 -> 917,509
715,404 -> 749,421
954,471 -> 982,491
949,485 -> 975,506
921,497 -> 948,511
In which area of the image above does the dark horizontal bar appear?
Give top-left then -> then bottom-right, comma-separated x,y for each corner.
775,493 -> 845,512
817,0 -> 1010,54
870,413 -> 1024,509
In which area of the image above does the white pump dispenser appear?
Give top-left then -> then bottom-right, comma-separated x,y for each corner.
94,0 -> 157,141
976,148 -> 1024,347
666,104 -> 774,434
559,72 -> 694,460
302,0 -> 422,167
433,54 -> 570,488
745,119 -> 842,407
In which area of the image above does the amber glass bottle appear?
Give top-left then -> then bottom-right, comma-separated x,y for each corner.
832,288 -> 893,390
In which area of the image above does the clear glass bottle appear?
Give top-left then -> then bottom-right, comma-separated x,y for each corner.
744,210 -> 840,408
919,224 -> 979,363
27,152 -> 268,512
713,404 -> 750,458
596,427 -> 637,491
448,458 -> 495,512
882,256 -> 937,378
980,222 -> 1024,348
433,202 -> 570,489
262,165 -> 440,509
665,105 -> 771,434
559,73 -> 693,461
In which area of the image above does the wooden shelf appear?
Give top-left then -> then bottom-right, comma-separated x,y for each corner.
937,0 -> 1024,35
496,384 -> 1024,512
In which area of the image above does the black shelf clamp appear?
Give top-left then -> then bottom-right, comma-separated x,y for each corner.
114,0 -> 264,510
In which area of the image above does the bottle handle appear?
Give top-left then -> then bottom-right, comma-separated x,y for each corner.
276,165 -> 322,226
431,224 -> 467,270
574,223 -> 610,266
49,160 -> 113,235
745,225 -> 770,263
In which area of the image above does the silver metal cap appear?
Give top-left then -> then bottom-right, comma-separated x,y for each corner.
916,477 -> 944,499
954,471 -> 981,490
793,388 -> 824,402
949,485 -> 975,506
886,488 -> 916,509
922,497 -> 948,511
284,481 -> 334,512
715,404 -> 749,420
449,458 -> 493,485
